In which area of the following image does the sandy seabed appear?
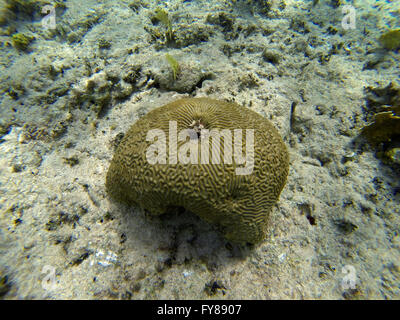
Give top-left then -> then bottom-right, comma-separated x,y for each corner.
0,0 -> 399,299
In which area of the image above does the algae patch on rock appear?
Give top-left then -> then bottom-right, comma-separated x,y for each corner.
11,33 -> 33,51
361,83 -> 400,167
106,98 -> 289,244
361,105 -> 400,146
362,83 -> 400,146
379,29 -> 400,51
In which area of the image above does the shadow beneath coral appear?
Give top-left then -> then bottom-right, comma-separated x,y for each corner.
111,201 -> 254,270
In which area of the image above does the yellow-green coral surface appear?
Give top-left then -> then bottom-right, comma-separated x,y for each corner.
106,98 -> 289,244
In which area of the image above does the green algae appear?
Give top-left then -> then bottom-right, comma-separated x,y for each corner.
361,105 -> 400,145
11,33 -> 33,51
165,53 -> 180,81
379,29 -> 400,51
153,8 -> 173,42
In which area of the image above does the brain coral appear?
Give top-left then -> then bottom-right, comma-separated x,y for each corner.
106,98 -> 289,244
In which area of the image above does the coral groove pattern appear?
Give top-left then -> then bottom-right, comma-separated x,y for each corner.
106,98 -> 289,244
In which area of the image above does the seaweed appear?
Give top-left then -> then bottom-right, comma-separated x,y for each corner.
153,8 -> 173,42
165,53 -> 180,81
